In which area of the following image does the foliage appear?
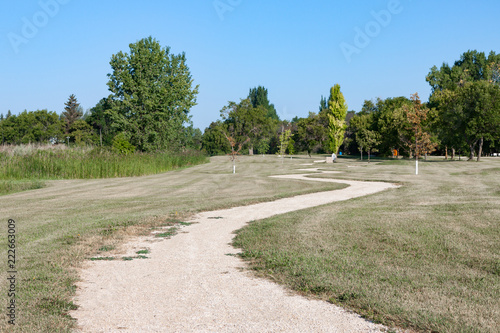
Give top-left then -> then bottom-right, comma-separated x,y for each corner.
0,110 -> 64,144
111,132 -> 136,155
277,126 -> 292,159
248,86 -> 280,120
433,81 -> 500,161
399,93 -> 438,158
106,36 -> 199,152
86,96 -> 116,146
61,94 -> 82,134
181,125 -> 203,150
220,98 -> 276,154
326,84 -> 348,154
201,121 -> 231,156
255,138 -> 270,155
70,120 -> 98,145
426,50 -> 500,92
349,113 -> 380,161
293,112 -> 326,156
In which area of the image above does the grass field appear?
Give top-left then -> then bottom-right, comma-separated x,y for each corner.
233,157 -> 500,333
0,155 -> 344,332
0,154 -> 498,332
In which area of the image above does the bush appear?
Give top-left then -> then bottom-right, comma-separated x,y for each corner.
112,133 -> 135,155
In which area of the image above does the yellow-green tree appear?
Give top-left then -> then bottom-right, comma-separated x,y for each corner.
327,84 -> 348,154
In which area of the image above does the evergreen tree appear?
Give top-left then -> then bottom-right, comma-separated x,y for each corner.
61,94 -> 82,134
248,86 -> 279,120
319,95 -> 327,112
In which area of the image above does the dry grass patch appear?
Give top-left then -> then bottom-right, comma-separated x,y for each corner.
0,155 -> 343,332
234,157 -> 500,333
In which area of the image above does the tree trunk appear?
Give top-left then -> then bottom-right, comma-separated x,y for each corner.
445,145 -> 448,160
477,137 -> 483,162
451,147 -> 455,160
468,141 -> 476,161
367,148 -> 370,163
249,146 -> 253,155
360,147 -> 363,161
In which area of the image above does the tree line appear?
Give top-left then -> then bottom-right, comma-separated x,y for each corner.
1,37 -> 202,153
201,50 -> 500,161
2,42 -> 499,161
343,50 -> 500,161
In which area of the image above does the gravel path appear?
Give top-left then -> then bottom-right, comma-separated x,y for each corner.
71,170 -> 399,332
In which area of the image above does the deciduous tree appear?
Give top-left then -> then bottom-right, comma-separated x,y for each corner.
107,36 -> 199,152
400,94 -> 438,172
220,99 -> 274,155
326,84 -> 348,154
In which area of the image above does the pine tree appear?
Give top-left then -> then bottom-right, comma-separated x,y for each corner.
61,94 -> 82,134
319,95 -> 328,112
248,86 -> 279,120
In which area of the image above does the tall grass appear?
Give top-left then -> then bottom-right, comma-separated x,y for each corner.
0,179 -> 45,195
0,145 -> 208,180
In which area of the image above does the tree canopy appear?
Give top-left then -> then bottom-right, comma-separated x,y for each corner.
106,36 -> 199,152
326,84 -> 348,154
248,86 -> 280,121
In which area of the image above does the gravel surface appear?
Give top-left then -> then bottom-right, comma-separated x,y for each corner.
71,170 -> 399,332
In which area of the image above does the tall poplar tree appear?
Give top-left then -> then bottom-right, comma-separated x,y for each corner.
326,84 -> 348,154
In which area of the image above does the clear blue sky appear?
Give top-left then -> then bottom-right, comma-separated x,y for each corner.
1,0 -> 499,131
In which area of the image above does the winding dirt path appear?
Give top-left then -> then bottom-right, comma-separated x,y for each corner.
71,170 -> 399,332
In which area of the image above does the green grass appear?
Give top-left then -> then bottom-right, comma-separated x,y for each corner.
0,146 -> 208,180
233,156 -> 500,333
0,179 -> 45,195
0,154 -> 343,332
3,153 -> 498,332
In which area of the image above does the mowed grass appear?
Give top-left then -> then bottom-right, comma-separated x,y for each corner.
233,157 -> 500,333
0,155 -> 343,332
